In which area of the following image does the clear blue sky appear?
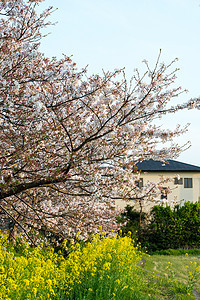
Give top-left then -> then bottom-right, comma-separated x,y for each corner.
38,0 -> 200,166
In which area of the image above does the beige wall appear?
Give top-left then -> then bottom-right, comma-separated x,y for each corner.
115,172 -> 200,211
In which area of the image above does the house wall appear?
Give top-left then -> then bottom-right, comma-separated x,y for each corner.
115,171 -> 200,211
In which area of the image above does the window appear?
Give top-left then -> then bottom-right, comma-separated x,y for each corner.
184,178 -> 193,188
161,187 -> 168,200
135,178 -> 143,188
174,177 -> 183,185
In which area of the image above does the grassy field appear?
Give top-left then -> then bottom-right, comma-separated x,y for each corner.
144,254 -> 200,294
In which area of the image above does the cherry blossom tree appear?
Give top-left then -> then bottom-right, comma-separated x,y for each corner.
0,0 -> 199,244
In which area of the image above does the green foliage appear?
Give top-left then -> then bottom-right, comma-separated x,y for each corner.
144,254 -> 200,294
118,200 -> 200,252
152,249 -> 200,256
116,205 -> 146,239
0,233 -> 192,300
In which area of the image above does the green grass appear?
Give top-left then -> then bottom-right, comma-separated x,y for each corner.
152,249 -> 200,256
144,254 -> 200,294
127,268 -> 195,300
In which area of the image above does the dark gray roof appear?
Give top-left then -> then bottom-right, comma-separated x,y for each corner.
136,159 -> 200,172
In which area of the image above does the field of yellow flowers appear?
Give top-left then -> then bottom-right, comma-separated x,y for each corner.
0,232 -> 198,299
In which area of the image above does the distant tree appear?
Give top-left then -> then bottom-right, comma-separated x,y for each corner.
0,0 -> 199,244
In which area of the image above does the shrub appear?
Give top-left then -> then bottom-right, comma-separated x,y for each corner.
118,200 -> 200,252
116,205 -> 146,239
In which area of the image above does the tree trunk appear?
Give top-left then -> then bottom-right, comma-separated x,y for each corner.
9,221 -> 18,245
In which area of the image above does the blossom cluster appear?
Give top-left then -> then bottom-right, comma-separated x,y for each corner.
0,0 -> 200,242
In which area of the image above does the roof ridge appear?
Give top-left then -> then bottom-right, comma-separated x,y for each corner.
136,159 -> 200,172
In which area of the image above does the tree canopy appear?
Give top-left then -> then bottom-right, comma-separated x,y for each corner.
0,0 -> 199,244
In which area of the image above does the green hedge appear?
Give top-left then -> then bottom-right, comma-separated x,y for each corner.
118,200 -> 200,252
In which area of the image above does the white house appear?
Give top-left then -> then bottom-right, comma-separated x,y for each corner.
116,159 -> 200,211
